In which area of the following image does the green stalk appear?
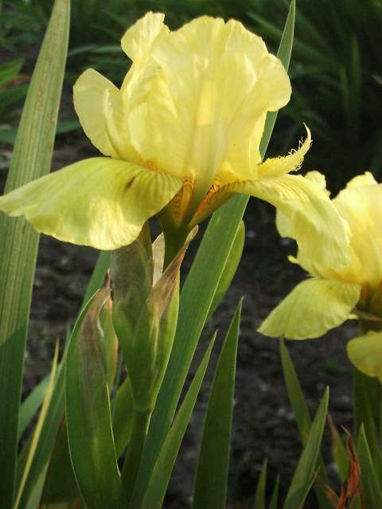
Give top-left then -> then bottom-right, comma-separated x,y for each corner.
122,409 -> 151,500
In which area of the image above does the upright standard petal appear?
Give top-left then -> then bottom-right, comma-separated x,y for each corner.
259,278 -> 361,339
0,158 -> 182,250
127,16 -> 291,200
121,12 -> 168,62
333,182 -> 382,289
73,69 -> 133,161
347,331 -> 382,382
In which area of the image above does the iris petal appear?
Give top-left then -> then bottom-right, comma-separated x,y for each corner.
259,278 -> 361,339
128,16 -> 291,191
207,173 -> 349,268
347,331 -> 382,382
0,158 -> 182,250
121,12 -> 168,62
74,69 -> 120,157
257,127 -> 311,178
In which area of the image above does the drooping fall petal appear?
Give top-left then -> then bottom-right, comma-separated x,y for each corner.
0,158 -> 182,250
259,278 -> 361,339
347,331 -> 382,382
225,173 -> 349,268
276,169 -> 330,239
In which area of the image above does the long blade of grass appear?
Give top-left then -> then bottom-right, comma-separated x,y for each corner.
0,0 -> 70,505
142,336 -> 216,509
357,425 -> 382,508
82,251 -> 110,305
207,222 -> 245,319
14,344 -> 59,509
259,0 -> 295,156
328,416 -> 349,483
18,377 -> 49,442
353,367 -> 382,478
283,388 -> 329,509
269,475 -> 280,509
16,351 -> 65,506
130,4 -> 296,506
112,377 -> 135,456
40,422 -> 79,506
280,339 -> 311,439
280,339 -> 332,508
253,460 -> 268,509
192,301 -> 242,509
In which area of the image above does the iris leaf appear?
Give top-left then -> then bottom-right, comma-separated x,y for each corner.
283,388 -> 329,509
142,336 -> 215,509
192,301 -> 242,509
0,0 -> 70,505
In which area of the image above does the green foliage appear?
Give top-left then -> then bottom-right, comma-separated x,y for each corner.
7,2 -> 382,508
249,0 -> 382,189
66,291 -> 125,509
358,425 -> 382,508
192,301 -> 242,509
253,460 -> 268,509
0,1 -> 69,506
353,368 -> 382,479
0,59 -> 28,122
283,389 -> 329,509
142,336 -> 216,509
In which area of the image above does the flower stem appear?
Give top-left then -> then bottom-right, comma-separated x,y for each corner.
122,409 -> 151,500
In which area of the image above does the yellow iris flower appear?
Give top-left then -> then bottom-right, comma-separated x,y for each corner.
260,171 -> 382,381
0,13 -> 347,266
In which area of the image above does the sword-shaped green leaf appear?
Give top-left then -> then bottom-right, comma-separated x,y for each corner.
269,475 -> 280,509
280,339 -> 332,508
253,460 -> 268,509
18,377 -> 49,442
357,425 -> 382,509
207,223 -> 245,320
192,301 -> 242,509
283,389 -> 329,509
0,0 -> 70,504
15,344 -> 60,509
142,336 -> 215,509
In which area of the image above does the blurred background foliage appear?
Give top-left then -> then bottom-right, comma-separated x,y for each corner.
1,0 -> 382,190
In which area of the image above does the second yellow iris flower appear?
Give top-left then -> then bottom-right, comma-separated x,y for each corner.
260,171 -> 382,381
